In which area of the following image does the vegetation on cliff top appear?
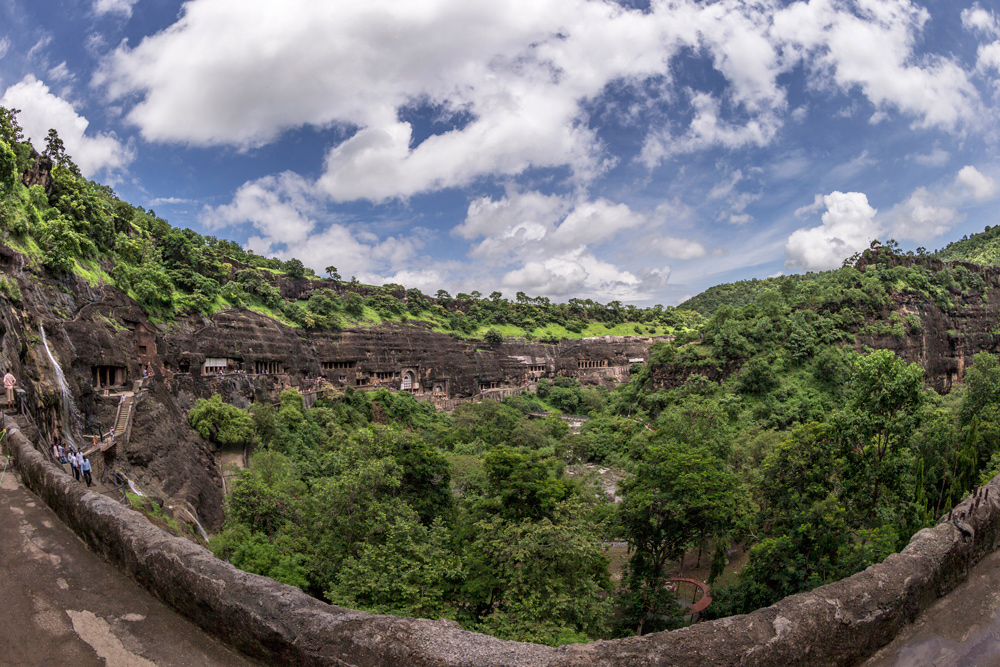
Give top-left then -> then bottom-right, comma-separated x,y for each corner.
935,224 -> 1000,265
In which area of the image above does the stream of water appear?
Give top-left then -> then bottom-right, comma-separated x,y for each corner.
39,325 -> 80,450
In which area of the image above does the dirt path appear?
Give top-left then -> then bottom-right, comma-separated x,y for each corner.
0,461 -> 260,667
860,546 -> 1000,667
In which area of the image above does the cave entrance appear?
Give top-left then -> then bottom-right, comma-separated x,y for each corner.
202,357 -> 233,375
92,366 -> 127,389
401,370 -> 415,391
255,360 -> 283,374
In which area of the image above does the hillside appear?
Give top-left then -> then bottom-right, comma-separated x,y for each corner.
678,272 -> 819,317
935,224 -> 1000,265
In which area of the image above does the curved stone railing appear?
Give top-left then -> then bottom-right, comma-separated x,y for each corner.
3,416 -> 999,666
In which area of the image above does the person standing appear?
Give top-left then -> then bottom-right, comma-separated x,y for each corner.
68,449 -> 80,481
81,456 -> 92,487
3,371 -> 15,412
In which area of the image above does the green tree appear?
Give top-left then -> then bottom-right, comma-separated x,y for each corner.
484,328 -> 503,345
837,349 -> 924,524
464,506 -> 611,645
326,515 -> 462,619
344,293 -> 365,317
618,443 -> 747,634
959,352 -> 1000,426
43,128 -> 80,175
0,107 -> 24,146
325,265 -> 341,281
0,141 -> 17,196
284,258 -> 306,279
189,395 -> 256,447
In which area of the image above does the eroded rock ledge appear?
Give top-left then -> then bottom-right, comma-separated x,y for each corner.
4,419 -> 997,667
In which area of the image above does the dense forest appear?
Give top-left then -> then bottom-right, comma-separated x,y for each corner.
5,107 -> 1000,644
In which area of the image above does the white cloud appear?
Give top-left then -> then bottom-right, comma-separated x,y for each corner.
641,91 -> 781,166
647,237 -> 708,260
200,173 -> 423,282
95,0 -> 984,202
888,187 -> 959,240
0,38 -> 10,60
962,4 -> 999,36
458,191 -> 646,263
500,248 -> 646,300
979,42 -> 1000,74
794,193 -> 825,219
772,0 -> 981,131
201,172 -> 318,245
785,167 -> 994,272
785,191 -> 880,271
955,165 -> 999,202
148,196 -> 196,206
911,147 -> 950,167
94,0 -> 140,17
0,75 -> 133,177
47,62 -> 74,84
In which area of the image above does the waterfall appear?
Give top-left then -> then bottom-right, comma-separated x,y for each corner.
182,507 -> 210,542
168,503 -> 211,542
39,325 -> 81,450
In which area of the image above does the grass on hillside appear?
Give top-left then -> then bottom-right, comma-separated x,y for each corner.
246,304 -> 301,328
73,258 -> 113,287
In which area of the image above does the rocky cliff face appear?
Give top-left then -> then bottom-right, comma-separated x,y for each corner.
854,256 -> 1000,393
650,256 -> 1000,394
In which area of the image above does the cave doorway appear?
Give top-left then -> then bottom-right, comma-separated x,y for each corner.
401,370 -> 415,391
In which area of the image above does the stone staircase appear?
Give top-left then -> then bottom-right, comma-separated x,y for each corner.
112,393 -> 134,440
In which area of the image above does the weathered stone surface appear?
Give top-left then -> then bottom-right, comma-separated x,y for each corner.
5,416 -> 1000,667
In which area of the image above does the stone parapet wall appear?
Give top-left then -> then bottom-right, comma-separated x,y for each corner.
4,417 -> 999,667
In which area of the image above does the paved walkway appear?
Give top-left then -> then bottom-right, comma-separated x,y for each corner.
0,461 -> 260,666
861,547 -> 1000,667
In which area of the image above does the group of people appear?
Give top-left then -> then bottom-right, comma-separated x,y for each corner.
51,437 -> 92,487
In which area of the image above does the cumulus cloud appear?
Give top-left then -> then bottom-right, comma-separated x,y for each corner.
786,165 -> 995,271
93,0 -> 984,202
200,173 -> 423,282
963,5 -> 1000,75
0,75 -> 133,177
785,191 -> 880,271
955,165 -> 999,201
201,172 -> 319,244
458,191 -> 646,262
962,4 -> 999,36
94,0 -> 140,17
500,248 -> 649,300
454,190 -> 672,299
887,187 -> 959,240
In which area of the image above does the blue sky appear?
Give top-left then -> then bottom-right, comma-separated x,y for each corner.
1,0 -> 998,305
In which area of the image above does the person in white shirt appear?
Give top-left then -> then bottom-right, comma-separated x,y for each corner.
81,456 -> 92,486
68,449 -> 80,481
